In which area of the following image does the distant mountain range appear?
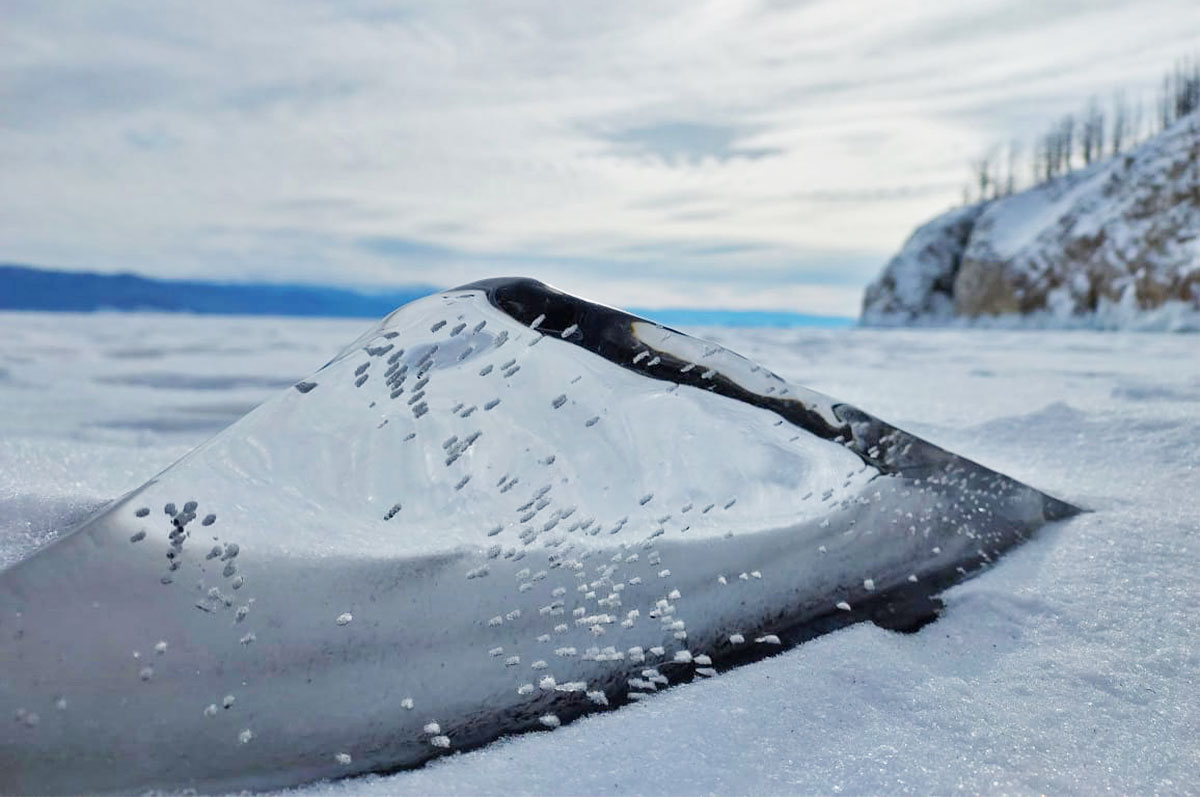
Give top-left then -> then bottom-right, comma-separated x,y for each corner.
0,264 -> 437,318
0,264 -> 852,327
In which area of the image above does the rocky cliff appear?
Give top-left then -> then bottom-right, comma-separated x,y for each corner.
862,112 -> 1200,330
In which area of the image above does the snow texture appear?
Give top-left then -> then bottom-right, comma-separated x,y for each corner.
863,112 -> 1200,330
0,312 -> 1196,795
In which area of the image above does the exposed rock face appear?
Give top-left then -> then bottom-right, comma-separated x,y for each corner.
859,204 -> 986,323
862,112 -> 1200,328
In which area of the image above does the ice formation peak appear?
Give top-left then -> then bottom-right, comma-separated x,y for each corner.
0,278 -> 1077,794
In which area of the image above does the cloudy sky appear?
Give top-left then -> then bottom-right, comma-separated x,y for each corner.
3,1 -> 1197,315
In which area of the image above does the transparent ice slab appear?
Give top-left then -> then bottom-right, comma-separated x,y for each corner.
0,278 -> 1077,794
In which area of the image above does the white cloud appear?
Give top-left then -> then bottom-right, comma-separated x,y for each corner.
1,0 -> 1197,314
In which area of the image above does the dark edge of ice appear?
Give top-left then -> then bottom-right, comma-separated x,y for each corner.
458,276 -> 1081,521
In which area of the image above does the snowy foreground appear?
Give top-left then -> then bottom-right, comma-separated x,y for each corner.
1,311 -> 1196,795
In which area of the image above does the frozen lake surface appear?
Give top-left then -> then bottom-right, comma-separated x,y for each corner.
1,311 -> 1196,795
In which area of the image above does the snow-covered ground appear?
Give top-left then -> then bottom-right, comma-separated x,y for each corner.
1,311 -> 1196,795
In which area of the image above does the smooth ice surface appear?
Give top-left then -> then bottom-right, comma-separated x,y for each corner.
0,311 -> 1196,794
3,282 -> 1071,794
290,326 -> 1200,797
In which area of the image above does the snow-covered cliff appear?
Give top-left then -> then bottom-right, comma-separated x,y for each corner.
862,113 -> 1200,330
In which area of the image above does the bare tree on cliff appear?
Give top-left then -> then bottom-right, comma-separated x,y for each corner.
1110,92 -> 1128,156
1005,140 -> 1020,196
1158,58 -> 1200,130
969,153 -> 992,202
1082,99 -> 1105,165
1059,115 -> 1076,174
961,53 -> 1197,204
1173,58 -> 1200,118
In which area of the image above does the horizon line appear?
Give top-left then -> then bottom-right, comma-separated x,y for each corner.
0,262 -> 857,327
